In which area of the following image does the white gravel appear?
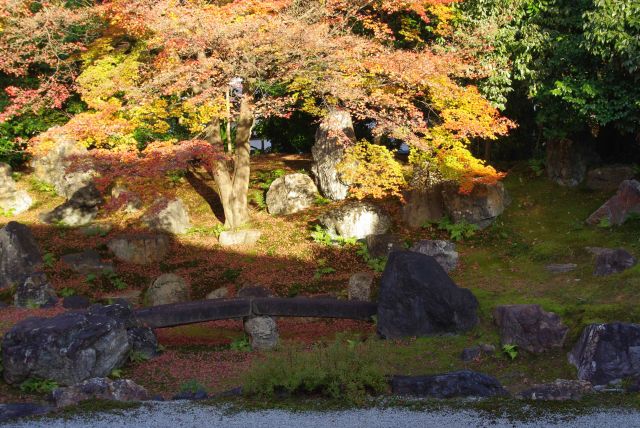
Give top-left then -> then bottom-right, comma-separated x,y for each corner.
4,401 -> 640,428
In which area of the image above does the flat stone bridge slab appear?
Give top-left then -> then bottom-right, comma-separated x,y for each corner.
134,297 -> 378,328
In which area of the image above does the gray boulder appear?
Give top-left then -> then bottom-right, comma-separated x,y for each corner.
111,186 -> 142,213
61,250 -> 114,274
31,135 -> 94,199
218,229 -> 261,246
568,323 -> 640,386
142,198 -> 191,234
494,304 -> 568,354
108,234 -> 170,265
586,180 -> 640,226
51,378 -> 149,408
377,251 -> 478,339
460,344 -> 495,362
586,165 -> 636,191
13,272 -> 57,308
2,303 -> 157,386
410,240 -> 458,272
206,287 -> 229,299
516,379 -> 593,401
319,201 -> 391,240
390,371 -> 507,398
0,222 -> 43,290
401,184 -> 446,229
311,109 -> 354,200
587,247 -> 637,276
546,139 -> 588,187
347,272 -> 374,302
266,173 -> 319,215
0,163 -> 32,215
442,182 -> 510,229
243,316 -> 278,350
41,183 -> 103,227
545,263 -> 577,274
145,273 -> 189,306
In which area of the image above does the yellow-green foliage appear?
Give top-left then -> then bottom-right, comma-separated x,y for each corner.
337,141 -> 406,200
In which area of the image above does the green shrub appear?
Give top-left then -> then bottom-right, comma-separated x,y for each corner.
19,377 -> 59,394
356,243 -> 386,273
230,335 -> 252,352
243,338 -> 387,404
423,217 -> 479,242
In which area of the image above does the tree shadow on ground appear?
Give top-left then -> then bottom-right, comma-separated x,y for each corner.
185,170 -> 226,224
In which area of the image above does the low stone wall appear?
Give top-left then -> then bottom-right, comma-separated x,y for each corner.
134,297 -> 378,328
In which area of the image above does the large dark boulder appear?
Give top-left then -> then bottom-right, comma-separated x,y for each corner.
401,184 -> 446,229
568,323 -> 640,386
587,180 -> 640,226
0,403 -> 52,423
390,371 -> 507,398
0,222 -> 44,290
2,304 -> 157,386
377,251 -> 479,339
494,304 -> 569,354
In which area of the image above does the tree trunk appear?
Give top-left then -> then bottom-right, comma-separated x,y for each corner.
206,97 -> 254,229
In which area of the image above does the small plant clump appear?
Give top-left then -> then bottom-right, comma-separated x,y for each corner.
502,344 -> 518,360
423,217 -> 479,242
19,378 -> 59,394
243,338 -> 387,404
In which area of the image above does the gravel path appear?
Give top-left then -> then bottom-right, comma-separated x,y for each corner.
4,401 -> 640,428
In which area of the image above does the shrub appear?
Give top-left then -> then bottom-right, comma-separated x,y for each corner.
243,338 -> 387,404
337,141 -> 406,200
19,377 -> 59,394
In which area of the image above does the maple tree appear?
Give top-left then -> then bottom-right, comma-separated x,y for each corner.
2,0 -> 512,228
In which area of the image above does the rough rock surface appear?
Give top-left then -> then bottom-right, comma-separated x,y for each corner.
347,272 -> 374,302
218,229 -> 262,246
545,263 -> 577,274
206,287 -> 229,299
266,173 -> 319,215
13,272 -> 57,308
460,344 -> 496,362
0,163 -> 32,214
586,165 -> 636,191
365,233 -> 404,259
108,234 -> 170,265
587,180 -> 640,226
588,247 -> 637,276
410,240 -> 458,272
2,304 -> 157,386
391,371 -> 507,398
145,273 -> 189,306
377,251 -> 479,339
401,184 -> 446,229
111,186 -> 142,213
142,198 -> 191,234
546,139 -> 588,187
568,323 -> 640,386
31,135 -> 94,199
517,380 -> 593,401
243,316 -> 279,350
0,222 -> 43,290
311,109 -> 355,200
41,183 -> 103,227
319,201 -> 391,240
61,250 -> 114,274
62,295 -> 91,309
494,304 -> 568,354
441,182 -> 510,229
51,378 -> 149,408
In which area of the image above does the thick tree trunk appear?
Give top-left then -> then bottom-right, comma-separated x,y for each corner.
206,97 -> 254,229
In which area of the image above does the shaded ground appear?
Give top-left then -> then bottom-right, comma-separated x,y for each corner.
1,156 -> 639,404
